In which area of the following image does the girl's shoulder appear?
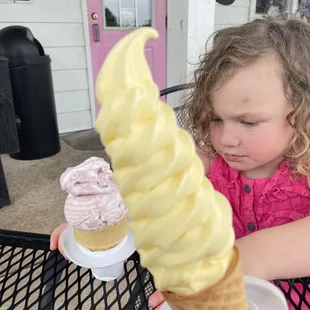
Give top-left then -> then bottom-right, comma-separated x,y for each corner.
196,150 -> 231,179
196,148 -> 234,177
196,147 -> 212,176
279,161 -> 310,190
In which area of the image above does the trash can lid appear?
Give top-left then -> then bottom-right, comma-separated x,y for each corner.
216,0 -> 235,4
0,25 -> 45,62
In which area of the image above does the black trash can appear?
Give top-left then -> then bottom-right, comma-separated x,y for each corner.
0,25 -> 61,160
9,55 -> 61,160
0,57 -> 19,154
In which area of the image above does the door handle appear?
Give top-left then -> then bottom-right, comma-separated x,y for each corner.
93,24 -> 100,42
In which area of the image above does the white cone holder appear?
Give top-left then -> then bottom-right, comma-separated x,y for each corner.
61,225 -> 136,282
243,276 -> 288,310
160,276 -> 288,310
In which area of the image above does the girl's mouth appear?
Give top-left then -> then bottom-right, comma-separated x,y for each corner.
223,153 -> 245,162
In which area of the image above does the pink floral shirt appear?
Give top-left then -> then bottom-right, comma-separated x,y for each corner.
208,155 -> 310,309
208,155 -> 310,239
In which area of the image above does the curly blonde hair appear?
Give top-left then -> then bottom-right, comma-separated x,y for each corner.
182,17 -> 310,176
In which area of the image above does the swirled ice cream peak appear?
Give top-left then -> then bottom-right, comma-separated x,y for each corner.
95,27 -> 235,296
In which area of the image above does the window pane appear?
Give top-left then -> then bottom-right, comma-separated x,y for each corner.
256,0 -> 269,13
104,0 -> 120,27
121,0 -> 135,8
104,0 -> 152,28
300,0 -> 310,19
137,0 -> 152,27
256,0 -> 287,14
121,0 -> 136,27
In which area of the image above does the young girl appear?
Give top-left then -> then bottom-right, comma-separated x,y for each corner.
50,17 -> 310,309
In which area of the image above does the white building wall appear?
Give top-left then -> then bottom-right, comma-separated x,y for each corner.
215,0 -> 251,31
166,0 -> 215,108
0,0 -> 93,134
187,0 -> 215,78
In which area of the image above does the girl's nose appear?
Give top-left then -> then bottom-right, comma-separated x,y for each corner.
220,125 -> 240,147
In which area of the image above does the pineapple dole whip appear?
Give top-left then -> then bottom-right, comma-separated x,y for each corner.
95,27 -> 248,309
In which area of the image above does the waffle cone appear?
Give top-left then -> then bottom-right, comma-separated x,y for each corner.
162,246 -> 247,310
73,216 -> 128,251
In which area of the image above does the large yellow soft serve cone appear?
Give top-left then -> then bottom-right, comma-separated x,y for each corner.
95,27 -> 247,309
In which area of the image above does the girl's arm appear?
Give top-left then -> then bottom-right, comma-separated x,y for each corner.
236,216 -> 310,280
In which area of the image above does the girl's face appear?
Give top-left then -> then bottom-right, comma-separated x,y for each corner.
210,55 -> 294,179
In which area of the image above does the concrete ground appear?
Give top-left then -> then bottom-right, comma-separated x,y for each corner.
0,86 -> 185,310
0,130 -> 147,309
0,129 -> 110,235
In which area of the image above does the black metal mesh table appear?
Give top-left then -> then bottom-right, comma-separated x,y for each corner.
0,229 -> 155,310
1,229 -> 310,309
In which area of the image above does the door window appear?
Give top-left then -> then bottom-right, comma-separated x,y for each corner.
103,0 -> 153,28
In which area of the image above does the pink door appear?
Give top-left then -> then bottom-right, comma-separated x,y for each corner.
87,0 -> 167,114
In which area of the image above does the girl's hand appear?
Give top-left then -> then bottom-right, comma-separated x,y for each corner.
149,290 -> 165,309
50,223 -> 68,259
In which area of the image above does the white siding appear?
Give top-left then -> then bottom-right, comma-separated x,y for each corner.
166,0 -> 216,108
0,0 -> 92,134
166,0 -> 189,108
45,47 -> 87,71
214,0 -> 251,31
188,0 -> 215,76
52,70 -> 89,93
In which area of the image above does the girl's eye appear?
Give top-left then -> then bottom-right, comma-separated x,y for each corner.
211,118 -> 222,123
241,120 -> 259,127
